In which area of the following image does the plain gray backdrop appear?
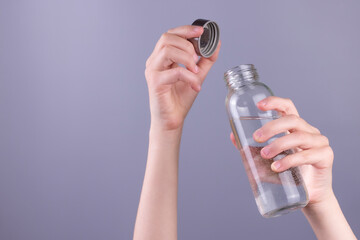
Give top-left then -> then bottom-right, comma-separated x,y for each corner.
0,0 -> 359,239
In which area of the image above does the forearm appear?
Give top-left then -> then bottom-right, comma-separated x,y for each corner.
303,192 -> 357,240
133,126 -> 182,240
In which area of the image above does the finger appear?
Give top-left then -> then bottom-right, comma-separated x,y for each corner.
149,67 -> 201,92
253,114 -> 319,143
154,33 -> 198,59
147,26 -> 202,68
271,146 -> 334,172
151,45 -> 198,73
260,131 -> 330,159
166,41 -> 221,102
230,132 -> 239,149
167,25 -> 203,39
197,40 -> 221,81
257,96 -> 299,117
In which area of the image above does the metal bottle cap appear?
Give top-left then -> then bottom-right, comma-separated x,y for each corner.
189,19 -> 220,58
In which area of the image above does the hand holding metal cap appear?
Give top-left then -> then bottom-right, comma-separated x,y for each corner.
189,19 -> 220,58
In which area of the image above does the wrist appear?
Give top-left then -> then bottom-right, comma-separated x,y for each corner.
302,190 -> 336,217
149,112 -> 185,133
302,191 -> 356,240
150,117 -> 184,135
150,124 -> 183,136
149,123 -> 183,147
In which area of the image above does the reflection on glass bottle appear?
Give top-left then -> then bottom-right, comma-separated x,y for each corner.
225,64 -> 309,217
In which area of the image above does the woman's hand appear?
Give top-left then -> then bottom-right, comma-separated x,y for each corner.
230,96 -> 334,206
145,25 -> 220,131
230,97 -> 356,239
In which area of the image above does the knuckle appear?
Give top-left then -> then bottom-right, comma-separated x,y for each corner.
145,57 -> 151,68
174,67 -> 182,79
144,68 -> 148,78
162,45 -> 171,55
144,68 -> 151,80
321,135 -> 330,146
295,131 -> 308,142
185,40 -> 195,53
287,114 -> 299,122
302,149 -> 311,161
325,146 -> 334,159
320,146 -> 334,168
283,98 -> 294,113
313,127 -> 321,134
285,98 -> 294,107
160,32 -> 170,43
186,54 -> 195,66
296,116 -> 306,126
160,46 -> 172,65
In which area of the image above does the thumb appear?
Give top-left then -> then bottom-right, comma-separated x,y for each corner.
167,25 -> 204,39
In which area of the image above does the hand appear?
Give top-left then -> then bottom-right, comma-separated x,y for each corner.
230,96 -> 334,207
145,25 -> 221,131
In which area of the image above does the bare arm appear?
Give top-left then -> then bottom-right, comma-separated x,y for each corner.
133,128 -> 182,240
133,25 -> 220,240
302,193 -> 356,240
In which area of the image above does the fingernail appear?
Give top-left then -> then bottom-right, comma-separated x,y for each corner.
254,129 -> 262,140
193,54 -> 198,62
272,161 -> 281,171
193,26 -> 202,33
261,146 -> 270,157
194,65 -> 199,73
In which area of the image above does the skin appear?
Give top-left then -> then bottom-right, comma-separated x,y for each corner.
133,25 -> 357,240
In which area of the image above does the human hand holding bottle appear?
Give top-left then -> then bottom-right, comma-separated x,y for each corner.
230,96 -> 356,240
231,96 -> 333,206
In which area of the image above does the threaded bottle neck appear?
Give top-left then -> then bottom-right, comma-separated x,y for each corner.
224,64 -> 259,90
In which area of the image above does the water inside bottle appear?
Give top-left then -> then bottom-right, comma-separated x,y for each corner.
232,116 -> 309,217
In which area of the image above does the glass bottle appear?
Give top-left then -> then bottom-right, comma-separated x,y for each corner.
224,64 -> 309,217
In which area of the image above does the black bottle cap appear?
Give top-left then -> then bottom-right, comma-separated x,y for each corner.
189,19 -> 220,58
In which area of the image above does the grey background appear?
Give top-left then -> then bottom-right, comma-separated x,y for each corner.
0,0 -> 359,239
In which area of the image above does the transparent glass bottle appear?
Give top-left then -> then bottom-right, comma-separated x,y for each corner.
224,64 -> 309,217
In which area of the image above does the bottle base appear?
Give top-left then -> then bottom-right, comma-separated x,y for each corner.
261,202 -> 308,218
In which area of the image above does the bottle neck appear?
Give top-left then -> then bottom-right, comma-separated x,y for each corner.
224,64 -> 259,90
